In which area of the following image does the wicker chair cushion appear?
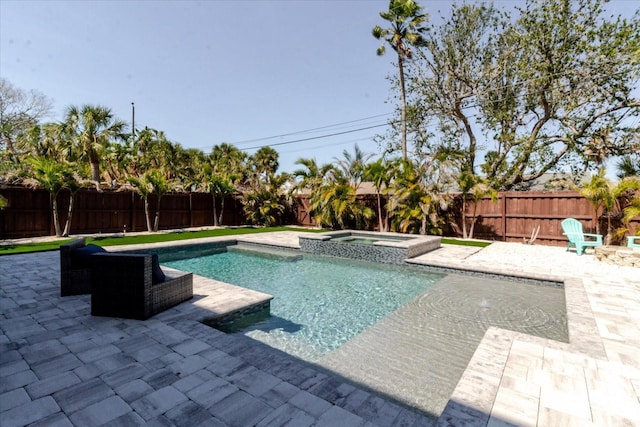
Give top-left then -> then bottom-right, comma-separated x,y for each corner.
151,253 -> 166,284
70,244 -> 107,269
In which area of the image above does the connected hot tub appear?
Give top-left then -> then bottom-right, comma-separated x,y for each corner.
299,230 -> 441,264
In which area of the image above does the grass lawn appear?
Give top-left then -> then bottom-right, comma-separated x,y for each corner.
0,227 -> 491,256
0,227 -> 324,256
441,237 -> 491,247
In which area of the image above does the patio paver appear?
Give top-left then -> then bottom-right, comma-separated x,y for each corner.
1,232 -> 639,426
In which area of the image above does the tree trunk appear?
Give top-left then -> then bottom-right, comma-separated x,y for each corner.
51,192 -> 62,237
376,192 -> 385,232
461,196 -> 468,239
89,156 -> 101,186
398,52 -> 407,161
212,195 -> 218,227
219,198 -> 225,226
62,193 -> 75,237
469,201 -> 479,239
144,198 -> 153,232
153,197 -> 161,232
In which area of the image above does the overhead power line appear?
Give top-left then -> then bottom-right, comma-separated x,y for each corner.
243,122 -> 394,151
231,113 -> 394,145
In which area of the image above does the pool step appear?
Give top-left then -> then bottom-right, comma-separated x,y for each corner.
228,244 -> 303,261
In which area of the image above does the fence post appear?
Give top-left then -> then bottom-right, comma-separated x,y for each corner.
189,192 -> 193,228
501,192 -> 507,241
129,191 -> 135,232
49,193 -> 55,236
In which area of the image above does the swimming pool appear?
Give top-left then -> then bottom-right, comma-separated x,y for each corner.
163,244 -> 568,415
164,246 -> 444,361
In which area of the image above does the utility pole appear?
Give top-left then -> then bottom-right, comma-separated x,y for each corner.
131,102 -> 135,143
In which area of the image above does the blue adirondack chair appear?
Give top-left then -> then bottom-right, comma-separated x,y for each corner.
561,218 -> 603,255
628,236 -> 640,249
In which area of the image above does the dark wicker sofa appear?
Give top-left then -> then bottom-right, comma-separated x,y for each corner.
90,252 -> 193,320
60,238 -> 92,296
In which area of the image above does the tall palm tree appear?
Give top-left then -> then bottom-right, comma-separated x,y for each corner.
211,143 -> 247,175
250,146 -> 279,185
210,143 -> 248,190
373,0 -> 428,160
65,104 -> 127,186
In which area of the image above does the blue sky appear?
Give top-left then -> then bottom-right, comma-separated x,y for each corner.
1,0 -> 637,175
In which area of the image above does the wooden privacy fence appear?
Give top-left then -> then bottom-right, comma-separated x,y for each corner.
0,187 -> 245,238
1,187 -> 638,244
466,191 -> 639,246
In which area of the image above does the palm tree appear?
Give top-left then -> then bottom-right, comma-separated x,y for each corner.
211,143 -> 247,175
307,166 -> 375,230
334,144 -> 374,190
65,104 -> 127,186
578,170 -> 640,244
292,157 -> 333,193
133,127 -> 173,175
310,178 -> 374,230
127,170 -> 176,232
620,178 -> 640,238
17,121 -> 89,236
147,170 -> 174,231
61,173 -> 89,237
24,157 -> 74,236
373,0 -> 428,160
387,159 -> 447,235
16,122 -> 71,161
199,164 -> 236,226
291,157 -> 334,227
210,143 -> 248,191
250,146 -> 279,186
127,174 -> 153,232
104,139 -> 133,185
241,173 -> 290,226
624,195 -> 640,236
364,158 -> 391,231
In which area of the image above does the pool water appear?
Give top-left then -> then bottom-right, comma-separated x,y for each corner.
164,248 -> 444,361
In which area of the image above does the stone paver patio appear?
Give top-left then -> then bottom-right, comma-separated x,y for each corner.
1,231 -> 639,426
